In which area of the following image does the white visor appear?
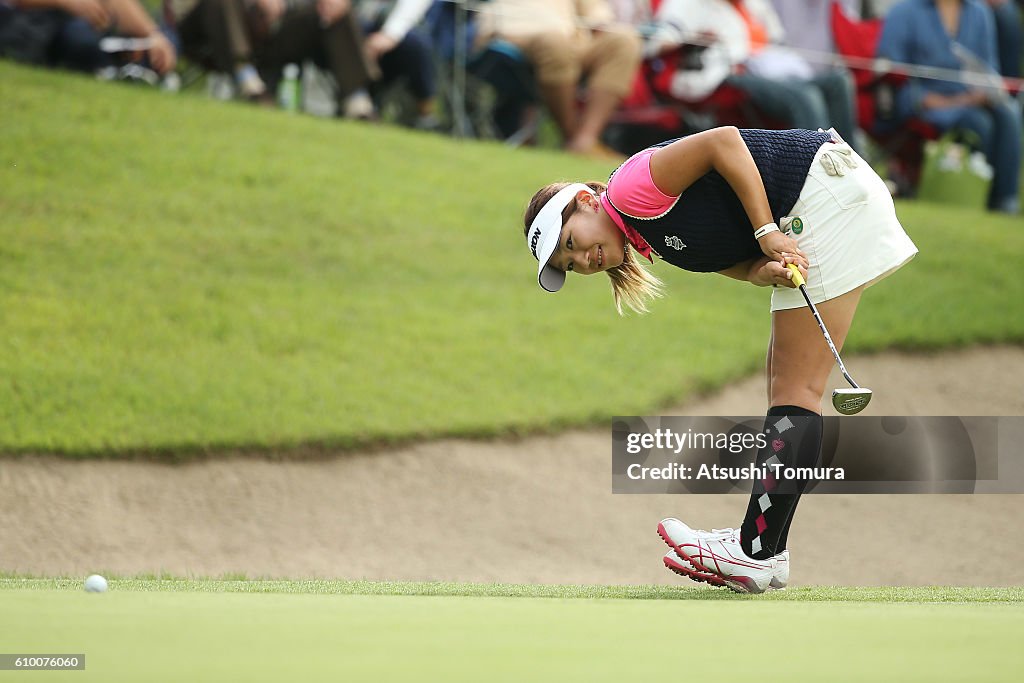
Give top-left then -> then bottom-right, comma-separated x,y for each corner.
526,183 -> 595,292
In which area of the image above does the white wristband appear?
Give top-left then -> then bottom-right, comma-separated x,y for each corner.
754,222 -> 780,240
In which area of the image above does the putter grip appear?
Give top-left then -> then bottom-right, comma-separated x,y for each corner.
787,263 -> 806,288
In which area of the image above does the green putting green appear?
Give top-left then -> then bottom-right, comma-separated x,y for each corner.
1,581 -> 1021,682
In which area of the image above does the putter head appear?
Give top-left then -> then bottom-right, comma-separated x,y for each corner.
832,388 -> 872,415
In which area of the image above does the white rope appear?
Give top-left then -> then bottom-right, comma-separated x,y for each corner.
435,0 -> 1024,93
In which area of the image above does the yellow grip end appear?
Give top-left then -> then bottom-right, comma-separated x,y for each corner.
787,263 -> 806,287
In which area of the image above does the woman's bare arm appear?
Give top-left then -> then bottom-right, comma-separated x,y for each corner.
718,256 -> 808,288
648,126 -> 804,263
648,126 -> 774,230
718,257 -> 761,283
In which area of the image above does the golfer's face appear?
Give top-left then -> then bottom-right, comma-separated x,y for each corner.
547,193 -> 625,276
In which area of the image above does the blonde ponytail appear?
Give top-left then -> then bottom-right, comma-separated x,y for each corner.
606,245 -> 664,315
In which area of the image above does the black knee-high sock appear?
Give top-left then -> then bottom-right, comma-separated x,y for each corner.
740,405 -> 823,560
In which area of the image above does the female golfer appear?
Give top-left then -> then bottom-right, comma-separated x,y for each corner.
522,126 -> 917,592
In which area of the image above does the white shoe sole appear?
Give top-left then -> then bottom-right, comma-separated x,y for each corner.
658,520 -> 766,594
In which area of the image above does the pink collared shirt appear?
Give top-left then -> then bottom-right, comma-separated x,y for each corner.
599,147 -> 679,262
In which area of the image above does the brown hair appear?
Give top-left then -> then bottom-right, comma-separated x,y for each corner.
523,182 -> 663,315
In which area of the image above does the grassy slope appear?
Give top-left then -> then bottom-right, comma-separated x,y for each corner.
1,61 -> 1023,455
1,584 -> 1021,682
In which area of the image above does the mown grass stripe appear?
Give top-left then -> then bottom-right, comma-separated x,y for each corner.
2,578 -> 1021,602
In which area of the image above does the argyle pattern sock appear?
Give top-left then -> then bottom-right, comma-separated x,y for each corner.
740,405 -> 823,560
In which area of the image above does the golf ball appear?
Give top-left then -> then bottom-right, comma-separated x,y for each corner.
84,574 -> 108,593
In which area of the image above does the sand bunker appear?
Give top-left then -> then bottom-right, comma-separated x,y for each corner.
2,347 -> 1023,587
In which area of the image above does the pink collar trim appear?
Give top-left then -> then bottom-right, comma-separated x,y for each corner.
600,192 -> 654,262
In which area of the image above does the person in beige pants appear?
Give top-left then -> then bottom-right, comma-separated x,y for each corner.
477,0 -> 641,156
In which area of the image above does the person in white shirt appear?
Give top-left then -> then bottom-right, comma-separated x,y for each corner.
646,0 -> 859,146
356,0 -> 438,128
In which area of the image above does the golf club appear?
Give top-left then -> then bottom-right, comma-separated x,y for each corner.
787,264 -> 872,414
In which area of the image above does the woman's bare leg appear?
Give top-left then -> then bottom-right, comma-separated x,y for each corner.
769,286 -> 865,412
742,285 -> 867,558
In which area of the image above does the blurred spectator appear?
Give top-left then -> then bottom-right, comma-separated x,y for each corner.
608,0 -> 652,25
770,1 -> 862,70
869,0 -> 1023,73
864,0 -> 900,15
476,0 -> 642,156
987,0 -> 1021,77
876,0 -> 1021,213
356,0 -> 437,128
770,0 -> 865,147
165,0 -> 263,97
0,0 -> 176,75
167,0 -> 375,112
647,0 -> 859,145
257,0 -> 378,115
423,0 -> 475,61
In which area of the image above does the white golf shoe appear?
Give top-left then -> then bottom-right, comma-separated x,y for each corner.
658,518 -> 789,593
663,528 -> 787,590
770,549 -> 790,590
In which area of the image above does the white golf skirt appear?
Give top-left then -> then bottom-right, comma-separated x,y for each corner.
770,142 -> 918,312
